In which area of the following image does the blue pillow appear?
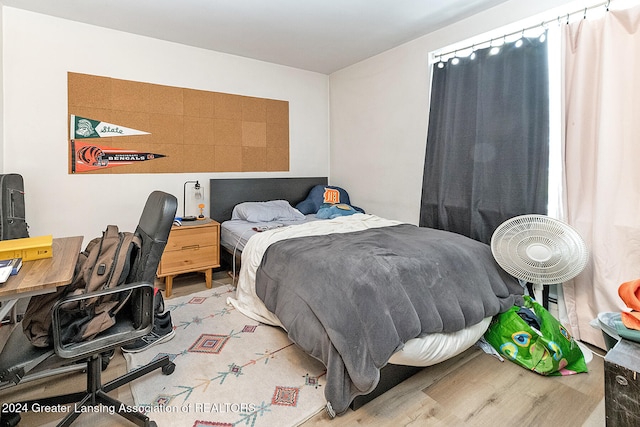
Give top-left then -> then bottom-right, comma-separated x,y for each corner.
316,203 -> 359,219
296,185 -> 364,214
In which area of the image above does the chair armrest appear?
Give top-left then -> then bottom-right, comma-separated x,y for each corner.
51,282 -> 155,359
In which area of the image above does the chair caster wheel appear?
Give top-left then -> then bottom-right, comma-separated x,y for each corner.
162,362 -> 175,375
0,412 -> 21,427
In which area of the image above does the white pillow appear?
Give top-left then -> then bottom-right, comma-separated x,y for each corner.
231,200 -> 305,223
388,317 -> 491,367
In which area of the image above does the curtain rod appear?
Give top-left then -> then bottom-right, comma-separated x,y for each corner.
434,0 -> 611,60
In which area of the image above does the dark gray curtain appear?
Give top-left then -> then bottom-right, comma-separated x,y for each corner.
420,35 -> 549,244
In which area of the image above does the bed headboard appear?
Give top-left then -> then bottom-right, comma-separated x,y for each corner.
209,177 -> 328,223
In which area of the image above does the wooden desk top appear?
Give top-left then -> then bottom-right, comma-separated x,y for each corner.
0,236 -> 83,301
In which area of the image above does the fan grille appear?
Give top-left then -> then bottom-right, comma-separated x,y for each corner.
491,214 -> 588,284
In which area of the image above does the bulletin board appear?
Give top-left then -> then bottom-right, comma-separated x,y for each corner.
68,72 -> 290,174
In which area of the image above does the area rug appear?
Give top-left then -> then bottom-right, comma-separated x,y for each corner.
124,284 -> 327,427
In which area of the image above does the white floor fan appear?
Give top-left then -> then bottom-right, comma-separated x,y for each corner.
490,214 -> 592,362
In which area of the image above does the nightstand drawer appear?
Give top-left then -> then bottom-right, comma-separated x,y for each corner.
158,244 -> 218,274
164,226 -> 218,252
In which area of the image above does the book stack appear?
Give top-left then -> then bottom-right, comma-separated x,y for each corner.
0,258 -> 22,283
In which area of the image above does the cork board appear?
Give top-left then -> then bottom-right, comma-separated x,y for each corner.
68,72 -> 289,174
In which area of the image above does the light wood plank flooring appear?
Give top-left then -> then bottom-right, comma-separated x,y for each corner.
1,272 -> 606,426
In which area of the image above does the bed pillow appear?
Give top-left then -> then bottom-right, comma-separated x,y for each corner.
231,200 -> 305,222
296,185 -> 364,214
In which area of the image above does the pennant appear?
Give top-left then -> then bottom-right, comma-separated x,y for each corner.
70,115 -> 150,139
71,140 -> 166,173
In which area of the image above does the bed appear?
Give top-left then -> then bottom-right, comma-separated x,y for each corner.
211,177 -> 328,270
209,177 -> 524,416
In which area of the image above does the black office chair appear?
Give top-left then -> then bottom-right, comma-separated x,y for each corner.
0,190 -> 178,427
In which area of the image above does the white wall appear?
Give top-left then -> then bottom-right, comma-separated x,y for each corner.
1,8 -> 329,242
1,1 -> 603,242
329,0 -> 587,224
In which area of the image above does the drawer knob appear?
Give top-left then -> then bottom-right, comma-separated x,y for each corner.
616,375 -> 628,386
182,244 -> 200,250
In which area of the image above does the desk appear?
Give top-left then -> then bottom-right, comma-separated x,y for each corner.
0,236 -> 82,322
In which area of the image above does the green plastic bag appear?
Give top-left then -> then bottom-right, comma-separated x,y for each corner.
484,296 -> 588,376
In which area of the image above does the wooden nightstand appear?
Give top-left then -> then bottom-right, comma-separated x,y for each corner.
157,218 -> 220,297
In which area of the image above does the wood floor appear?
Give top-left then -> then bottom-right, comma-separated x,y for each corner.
0,272 -> 607,426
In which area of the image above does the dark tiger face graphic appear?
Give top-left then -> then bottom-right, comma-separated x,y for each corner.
78,145 -> 108,167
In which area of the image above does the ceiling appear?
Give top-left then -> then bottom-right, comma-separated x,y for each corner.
1,0 -> 510,74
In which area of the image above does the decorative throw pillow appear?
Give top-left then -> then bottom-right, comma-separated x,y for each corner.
296,185 -> 364,215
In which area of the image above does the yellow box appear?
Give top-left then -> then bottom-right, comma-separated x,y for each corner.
0,235 -> 53,261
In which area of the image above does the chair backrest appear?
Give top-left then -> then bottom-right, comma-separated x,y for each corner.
50,192 -> 177,359
127,190 -> 178,285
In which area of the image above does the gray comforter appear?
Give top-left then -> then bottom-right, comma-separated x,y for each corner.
255,223 -> 523,415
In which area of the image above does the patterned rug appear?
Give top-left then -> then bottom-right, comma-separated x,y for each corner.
124,284 -> 327,427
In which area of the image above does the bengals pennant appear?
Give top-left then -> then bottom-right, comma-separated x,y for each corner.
70,115 -> 150,139
71,140 -> 166,173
